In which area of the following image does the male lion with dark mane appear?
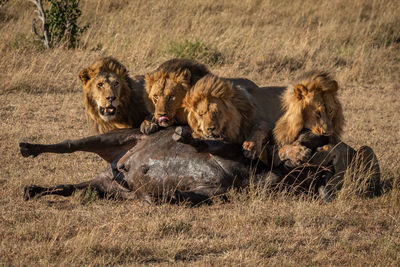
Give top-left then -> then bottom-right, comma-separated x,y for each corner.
140,58 -> 210,134
79,57 -> 149,134
140,58 -> 259,135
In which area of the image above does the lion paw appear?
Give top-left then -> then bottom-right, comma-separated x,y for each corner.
279,145 -> 312,168
140,120 -> 159,135
242,141 -> 257,160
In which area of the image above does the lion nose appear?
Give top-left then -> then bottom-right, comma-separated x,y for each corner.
158,113 -> 167,117
207,126 -> 216,132
106,96 -> 116,102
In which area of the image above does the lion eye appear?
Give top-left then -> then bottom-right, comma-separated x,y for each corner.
97,82 -> 104,88
153,95 -> 158,102
316,111 -> 322,118
168,95 -> 175,101
114,81 -> 120,87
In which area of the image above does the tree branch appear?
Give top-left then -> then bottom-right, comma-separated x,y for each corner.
28,0 -> 50,48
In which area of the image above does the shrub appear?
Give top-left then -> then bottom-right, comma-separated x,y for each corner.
166,39 -> 224,65
30,0 -> 89,48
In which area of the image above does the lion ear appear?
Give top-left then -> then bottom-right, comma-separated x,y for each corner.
145,73 -> 155,93
329,80 -> 339,92
187,110 -> 199,133
145,73 -> 153,85
79,68 -> 91,85
293,84 -> 308,100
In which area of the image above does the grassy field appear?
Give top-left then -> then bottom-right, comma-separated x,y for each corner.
1,0 -> 400,265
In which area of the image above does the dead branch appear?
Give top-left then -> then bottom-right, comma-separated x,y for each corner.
28,0 -> 50,48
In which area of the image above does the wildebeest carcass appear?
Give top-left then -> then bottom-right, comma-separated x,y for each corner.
20,127 -> 381,204
20,127 -> 266,204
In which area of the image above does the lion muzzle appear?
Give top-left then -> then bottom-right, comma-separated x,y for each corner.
157,116 -> 170,126
100,105 -> 116,116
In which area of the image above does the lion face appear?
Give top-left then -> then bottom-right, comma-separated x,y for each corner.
184,75 -> 256,144
188,98 -> 229,140
85,72 -> 124,122
79,57 -> 133,128
273,71 -> 344,147
301,90 -> 333,136
79,57 -> 149,134
145,71 -> 190,127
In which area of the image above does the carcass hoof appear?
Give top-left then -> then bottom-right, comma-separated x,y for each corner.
172,127 -> 192,144
19,142 -> 40,158
23,185 -> 43,200
356,146 -> 381,197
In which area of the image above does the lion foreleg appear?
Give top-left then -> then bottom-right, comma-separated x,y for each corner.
278,144 -> 312,168
242,122 -> 270,160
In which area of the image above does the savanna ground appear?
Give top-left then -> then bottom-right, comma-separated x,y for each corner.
1,0 -> 400,265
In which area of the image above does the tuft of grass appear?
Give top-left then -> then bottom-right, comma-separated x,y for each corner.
165,39 -> 224,65
80,188 -> 99,205
338,146 -> 381,200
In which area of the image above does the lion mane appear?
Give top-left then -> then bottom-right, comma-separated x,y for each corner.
146,58 -> 210,89
142,58 -> 211,129
79,57 -> 148,134
184,74 -> 257,144
273,70 -> 344,147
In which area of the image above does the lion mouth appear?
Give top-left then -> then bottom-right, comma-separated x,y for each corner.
100,105 -> 116,117
206,133 -> 223,140
157,116 -> 172,127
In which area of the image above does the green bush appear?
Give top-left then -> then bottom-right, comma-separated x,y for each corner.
45,0 -> 89,48
166,39 -> 224,65
30,0 -> 89,48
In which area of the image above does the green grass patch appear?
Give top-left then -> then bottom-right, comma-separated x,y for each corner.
165,39 -> 224,65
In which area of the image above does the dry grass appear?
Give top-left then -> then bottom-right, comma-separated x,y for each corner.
1,0 -> 400,265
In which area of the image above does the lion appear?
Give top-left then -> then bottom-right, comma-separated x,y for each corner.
140,58 -> 260,135
140,58 -> 210,134
184,74 -> 257,142
79,57 -> 149,134
183,71 -> 345,167
273,70 -> 344,167
182,71 -> 380,197
182,74 -> 275,163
